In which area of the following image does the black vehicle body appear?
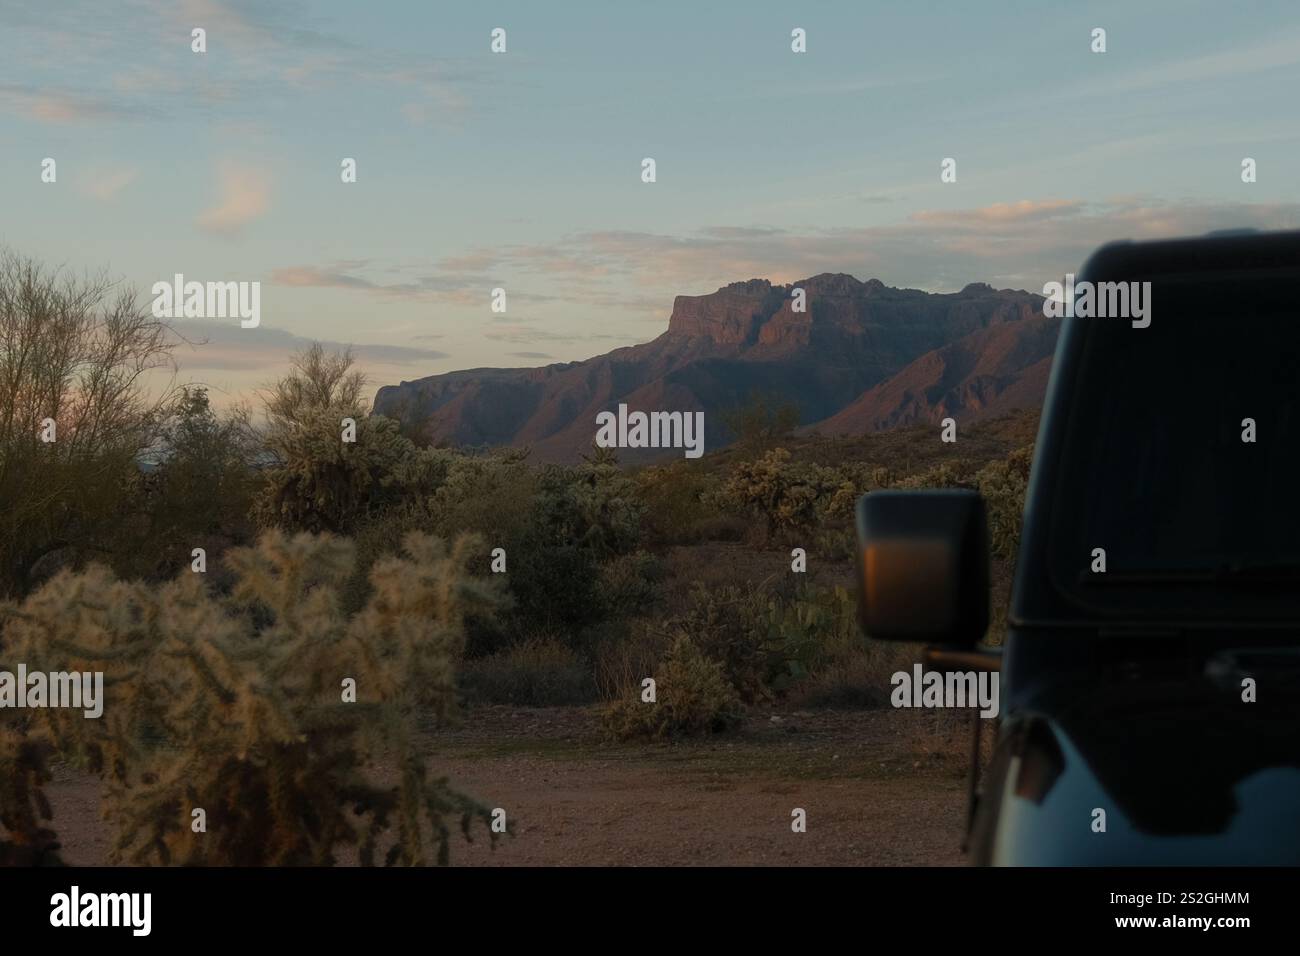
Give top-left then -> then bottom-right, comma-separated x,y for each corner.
856,231 -> 1300,865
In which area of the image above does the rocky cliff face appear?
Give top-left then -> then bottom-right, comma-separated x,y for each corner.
805,313 -> 1060,434
371,275 -> 1055,461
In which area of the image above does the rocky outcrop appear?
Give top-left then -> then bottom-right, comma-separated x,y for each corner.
372,275 -> 1053,461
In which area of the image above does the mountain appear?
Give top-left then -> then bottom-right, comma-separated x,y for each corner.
371,274 -> 1056,461
804,312 -> 1061,435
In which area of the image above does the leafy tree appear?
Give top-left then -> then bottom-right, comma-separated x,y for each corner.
0,250 -> 175,596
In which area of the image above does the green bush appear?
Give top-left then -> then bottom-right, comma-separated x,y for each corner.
634,462 -> 739,545
975,444 -> 1033,561
596,550 -> 663,619
116,387 -> 257,583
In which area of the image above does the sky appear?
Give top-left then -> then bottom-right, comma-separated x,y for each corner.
3,0 -> 1300,407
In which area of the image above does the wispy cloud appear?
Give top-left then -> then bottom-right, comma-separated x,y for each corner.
0,83 -> 158,123
0,0 -> 482,127
269,260 -> 562,307
196,160 -> 271,237
77,166 -> 139,201
168,318 -> 448,372
270,264 -> 377,290
464,197 -> 1300,294
264,198 -> 1300,329
483,319 -> 638,346
1083,29 -> 1300,96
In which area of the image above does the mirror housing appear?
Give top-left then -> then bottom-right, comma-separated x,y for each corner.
855,489 -> 990,647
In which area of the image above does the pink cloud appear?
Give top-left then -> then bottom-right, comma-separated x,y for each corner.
196,160 -> 271,237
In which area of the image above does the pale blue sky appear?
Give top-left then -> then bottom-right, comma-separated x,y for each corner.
2,0 -> 1299,405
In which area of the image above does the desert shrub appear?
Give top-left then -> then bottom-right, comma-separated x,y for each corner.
891,459 -> 980,491
592,621 -> 672,701
975,444 -> 1033,561
595,550 -> 663,619
644,583 -> 880,707
784,623 -> 921,710
601,636 -> 742,741
754,584 -> 858,693
0,528 -> 505,866
115,387 -> 258,583
719,391 -> 800,454
634,462 -> 739,545
565,455 -> 646,558
813,525 -> 858,563
784,647 -> 912,709
461,637 -> 593,706
427,447 -> 536,550
482,460 -> 646,648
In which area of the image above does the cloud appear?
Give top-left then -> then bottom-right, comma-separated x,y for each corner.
469,197 -> 1300,295
270,260 -> 564,307
912,199 -> 1083,224
483,320 -> 638,346
77,166 -> 139,201
0,83 -> 157,123
482,323 -> 576,345
264,198 -> 1300,338
168,319 -> 448,372
270,265 -> 376,290
508,351 -> 554,360
196,161 -> 271,237
1085,29 -> 1300,96
2,0 -> 481,130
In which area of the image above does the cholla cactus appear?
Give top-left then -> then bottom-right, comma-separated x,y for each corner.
717,447 -> 842,534
0,726 -> 59,865
601,635 -> 742,741
0,528 -> 504,866
254,404 -> 448,534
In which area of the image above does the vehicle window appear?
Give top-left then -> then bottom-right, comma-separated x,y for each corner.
1050,272 -> 1300,610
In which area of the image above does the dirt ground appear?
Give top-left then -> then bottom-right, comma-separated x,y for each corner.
44,705 -> 972,867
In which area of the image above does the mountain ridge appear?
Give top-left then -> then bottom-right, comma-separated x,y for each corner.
372,274 -> 1057,461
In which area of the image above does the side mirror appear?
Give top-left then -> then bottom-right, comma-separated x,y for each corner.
855,489 -> 990,648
